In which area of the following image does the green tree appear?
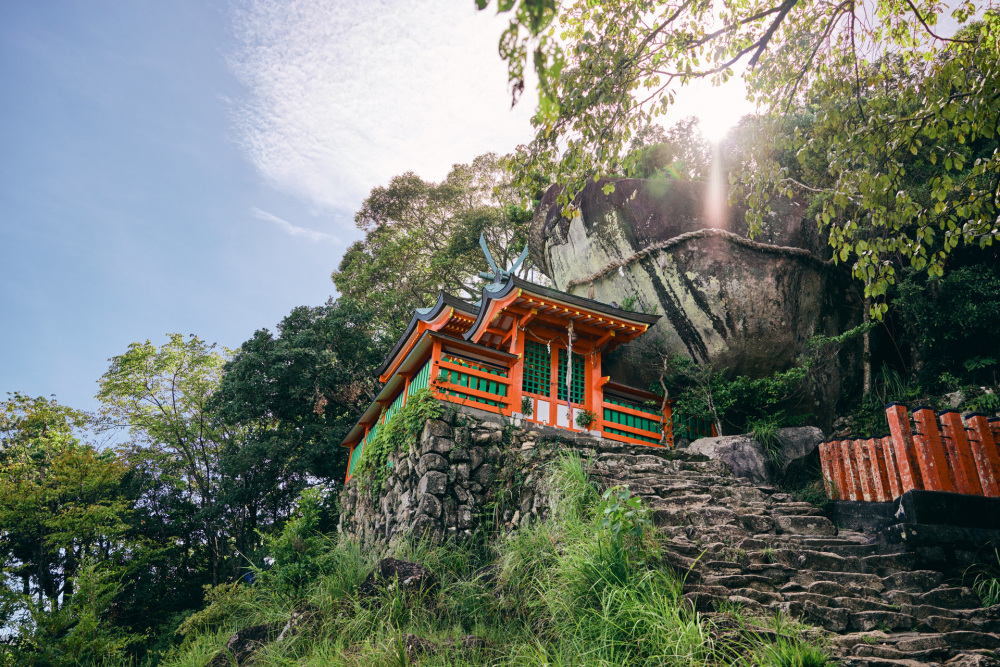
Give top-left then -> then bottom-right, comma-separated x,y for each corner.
97,334 -> 235,584
478,0 -> 999,312
0,394 -> 129,612
212,297 -> 390,542
13,559 -> 142,667
0,394 -> 140,666
625,117 -> 711,180
333,152 -> 534,335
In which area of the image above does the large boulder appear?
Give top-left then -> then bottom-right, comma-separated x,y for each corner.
688,426 -> 824,485
688,434 -> 770,484
208,622 -> 284,666
357,558 -> 438,600
530,178 -> 861,430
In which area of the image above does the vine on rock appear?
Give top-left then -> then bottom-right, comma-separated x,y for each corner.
353,388 -> 443,491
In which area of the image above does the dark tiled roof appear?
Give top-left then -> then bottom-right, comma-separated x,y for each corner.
375,292 -> 477,377
463,276 -> 660,343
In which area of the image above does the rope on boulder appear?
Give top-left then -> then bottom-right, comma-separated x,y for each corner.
565,227 -> 835,292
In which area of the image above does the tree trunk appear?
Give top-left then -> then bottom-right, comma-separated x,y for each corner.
862,298 -> 872,396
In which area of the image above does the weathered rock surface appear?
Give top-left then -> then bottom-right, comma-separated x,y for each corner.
688,434 -> 771,483
207,622 -> 283,666
530,178 -> 860,428
688,426 -> 824,485
357,558 -> 438,600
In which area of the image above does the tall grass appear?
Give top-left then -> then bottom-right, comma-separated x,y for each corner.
970,549 -> 1000,607
156,454 -> 831,667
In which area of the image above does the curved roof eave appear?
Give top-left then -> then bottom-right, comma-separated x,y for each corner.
375,292 -> 477,377
463,276 -> 661,342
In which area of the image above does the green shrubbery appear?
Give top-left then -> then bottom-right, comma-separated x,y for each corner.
353,388 -> 444,490
153,454 -> 831,667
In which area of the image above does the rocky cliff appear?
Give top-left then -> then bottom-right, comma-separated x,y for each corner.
530,178 -> 862,429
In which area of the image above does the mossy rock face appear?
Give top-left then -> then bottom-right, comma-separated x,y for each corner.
531,178 -> 862,429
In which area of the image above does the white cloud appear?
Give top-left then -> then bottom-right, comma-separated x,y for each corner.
251,207 -> 338,243
227,0 -> 534,218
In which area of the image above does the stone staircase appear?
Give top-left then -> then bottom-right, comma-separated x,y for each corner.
588,450 -> 1000,667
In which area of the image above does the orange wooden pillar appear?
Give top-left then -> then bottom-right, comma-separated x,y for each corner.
911,407 -> 956,493
852,440 -> 876,502
886,404 -> 925,493
990,419 -> 1000,451
938,410 -> 984,496
581,350 -> 595,432
879,435 -> 903,500
864,437 -> 892,502
400,372 -> 413,406
838,439 -> 862,501
968,414 -> 1000,497
819,442 -> 836,498
661,401 -> 674,448
508,328 -> 525,420
829,441 -> 848,500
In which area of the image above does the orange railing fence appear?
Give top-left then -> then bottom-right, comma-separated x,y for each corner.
819,405 -> 1000,502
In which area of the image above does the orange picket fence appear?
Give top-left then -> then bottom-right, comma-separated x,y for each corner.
819,404 -> 1000,502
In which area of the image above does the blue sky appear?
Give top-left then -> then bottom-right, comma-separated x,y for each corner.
0,0 -> 539,414
0,0 -> 752,415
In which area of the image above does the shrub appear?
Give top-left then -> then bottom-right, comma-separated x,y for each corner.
753,636 -> 830,667
749,415 -> 784,466
354,388 -> 443,489
575,409 -> 597,429
175,582 -> 255,639
257,488 -> 332,602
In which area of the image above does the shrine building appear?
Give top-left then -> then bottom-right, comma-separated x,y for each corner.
341,274 -> 714,482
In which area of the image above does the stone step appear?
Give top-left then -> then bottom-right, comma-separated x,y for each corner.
849,610 -> 916,632
736,514 -> 777,533
863,553 -> 919,576
882,570 -> 945,594
774,514 -> 837,536
703,574 -> 780,592
652,506 -> 738,527
701,560 -> 743,575
848,637 -> 950,662
645,494 -> 714,507
916,587 -> 981,610
768,501 -> 826,516
938,630 -> 1000,650
823,543 -> 885,558
790,570 -> 884,591
835,597 -> 906,614
776,548 -> 861,572
840,655 -> 946,667
728,587 -> 783,605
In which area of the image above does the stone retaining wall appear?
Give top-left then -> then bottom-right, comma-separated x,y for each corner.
337,404 -> 686,544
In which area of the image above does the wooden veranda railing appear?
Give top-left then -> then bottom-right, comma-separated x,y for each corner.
434,352 -> 512,410
819,405 -> 1000,502
602,395 -> 665,445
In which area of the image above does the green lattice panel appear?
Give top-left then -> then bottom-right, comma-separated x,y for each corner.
522,340 -> 551,397
349,423 -> 379,477
439,354 -> 507,407
557,348 -> 585,404
407,360 -> 431,396
382,390 -> 405,424
604,397 -> 663,434
673,411 -> 714,440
